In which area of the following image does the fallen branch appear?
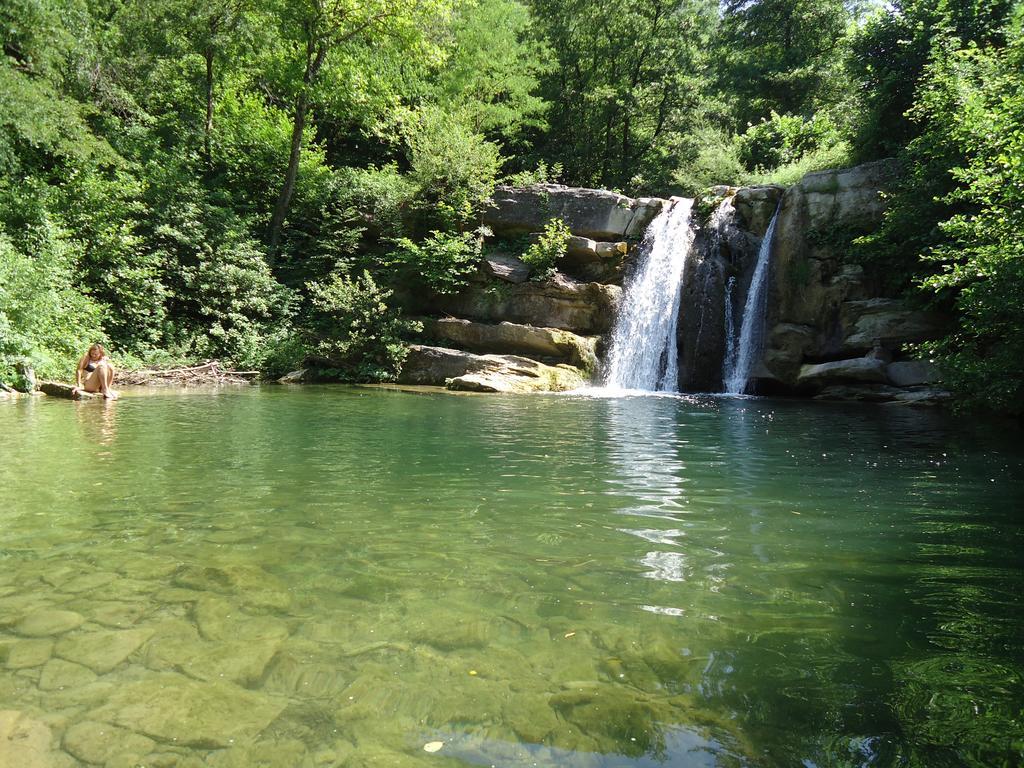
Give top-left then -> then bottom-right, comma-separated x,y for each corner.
118,360 -> 260,386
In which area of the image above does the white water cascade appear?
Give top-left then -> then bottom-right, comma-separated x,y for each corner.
723,204 -> 780,394
722,276 -> 738,384
604,198 -> 696,392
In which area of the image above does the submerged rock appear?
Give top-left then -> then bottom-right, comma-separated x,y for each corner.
38,658 -> 98,690
0,710 -> 58,768
54,628 -> 154,673
14,610 -> 84,638
62,720 -> 156,765
399,345 -> 587,393
172,563 -> 291,611
5,639 -> 54,669
90,673 -> 287,749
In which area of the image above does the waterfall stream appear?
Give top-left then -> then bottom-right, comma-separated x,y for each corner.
723,204 -> 781,394
723,276 -> 738,385
604,199 -> 695,392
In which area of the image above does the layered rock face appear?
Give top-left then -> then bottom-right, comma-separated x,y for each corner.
756,161 -> 948,402
485,184 -> 664,241
402,185 -> 665,393
676,186 -> 783,392
285,168 -> 950,403
671,160 -> 948,403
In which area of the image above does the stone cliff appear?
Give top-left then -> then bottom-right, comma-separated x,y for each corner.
391,167 -> 948,402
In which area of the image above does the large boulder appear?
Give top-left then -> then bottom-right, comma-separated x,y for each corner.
560,236 -> 629,283
732,185 -> 784,236
839,299 -> 947,353
886,359 -> 942,387
432,274 -> 621,334
760,160 -> 901,381
398,345 -> 587,393
420,318 -> 598,371
485,185 -> 666,241
799,161 -> 895,230
796,357 -> 889,386
481,252 -> 530,284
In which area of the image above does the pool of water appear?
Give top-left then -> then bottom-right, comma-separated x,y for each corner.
1,386 -> 1021,767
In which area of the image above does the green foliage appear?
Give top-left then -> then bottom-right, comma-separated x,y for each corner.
671,126 -> 750,196
736,112 -> 843,172
713,0 -> 852,129
745,140 -> 852,187
431,0 -> 552,141
303,271 -> 421,382
913,33 -> 1024,415
406,107 -> 503,229
847,0 -> 1015,160
339,165 -> 416,243
529,0 -> 718,191
522,218 -> 570,280
503,160 -> 563,187
387,230 -> 483,295
0,231 -> 105,383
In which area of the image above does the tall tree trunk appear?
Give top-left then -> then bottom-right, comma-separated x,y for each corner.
268,90 -> 308,257
204,47 -> 214,167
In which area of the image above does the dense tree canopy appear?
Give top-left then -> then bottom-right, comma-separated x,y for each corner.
0,0 -> 1021,412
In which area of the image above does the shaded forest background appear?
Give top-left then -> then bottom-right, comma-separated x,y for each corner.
1,0 -> 1021,412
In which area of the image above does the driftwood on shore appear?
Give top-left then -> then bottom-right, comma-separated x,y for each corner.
117,360 -> 259,386
39,382 -> 99,399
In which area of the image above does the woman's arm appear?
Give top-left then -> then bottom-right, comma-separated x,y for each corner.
75,355 -> 87,387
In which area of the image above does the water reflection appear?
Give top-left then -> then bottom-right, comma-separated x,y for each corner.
75,396 -> 119,448
602,395 -> 693,586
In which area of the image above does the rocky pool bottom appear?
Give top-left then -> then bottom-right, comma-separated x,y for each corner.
1,386 -> 1021,767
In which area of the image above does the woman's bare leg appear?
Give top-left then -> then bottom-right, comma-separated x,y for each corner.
102,364 -> 117,398
83,364 -> 114,397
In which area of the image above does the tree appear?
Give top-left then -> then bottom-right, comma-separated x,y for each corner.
266,0 -> 448,254
528,0 -> 717,190
713,0 -> 852,130
430,0 -> 552,141
915,22 -> 1024,414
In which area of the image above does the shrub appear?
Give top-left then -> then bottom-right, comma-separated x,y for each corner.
736,111 -> 844,172
406,107 -> 503,229
386,230 -> 483,295
175,230 -> 293,369
522,218 -> 570,280
670,126 -> 750,196
302,271 -> 421,382
746,141 -> 853,187
339,164 -> 416,242
503,160 -> 564,187
0,231 -> 106,383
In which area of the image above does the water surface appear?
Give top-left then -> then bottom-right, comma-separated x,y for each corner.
1,387 -> 1021,767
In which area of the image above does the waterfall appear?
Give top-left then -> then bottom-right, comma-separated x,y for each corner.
723,204 -> 780,395
604,198 -> 696,392
722,276 -> 738,385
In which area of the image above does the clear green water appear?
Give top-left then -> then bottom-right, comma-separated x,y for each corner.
1,386 -> 1021,768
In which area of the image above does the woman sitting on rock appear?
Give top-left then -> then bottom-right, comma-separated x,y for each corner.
74,343 -> 118,399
